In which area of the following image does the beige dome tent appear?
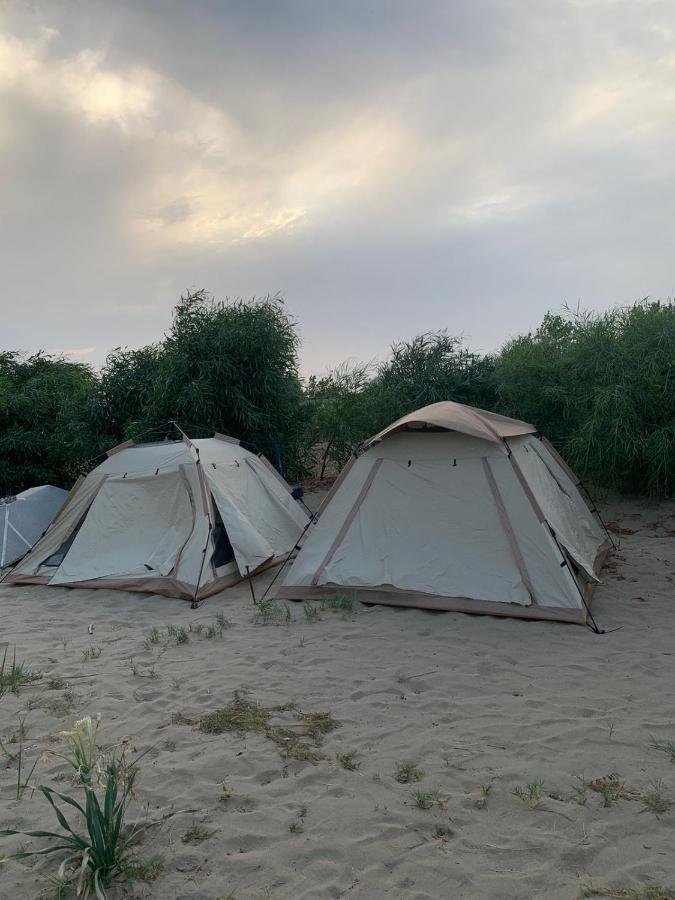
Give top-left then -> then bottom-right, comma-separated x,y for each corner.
7,435 -> 308,604
277,401 -> 611,625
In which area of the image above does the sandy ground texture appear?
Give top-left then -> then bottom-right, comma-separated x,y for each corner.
0,493 -> 674,900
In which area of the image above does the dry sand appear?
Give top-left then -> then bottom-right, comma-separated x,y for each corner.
1,494 -> 674,900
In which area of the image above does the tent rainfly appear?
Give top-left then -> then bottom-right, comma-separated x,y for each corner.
1,485 -> 69,568
277,401 -> 611,625
7,435 -> 308,604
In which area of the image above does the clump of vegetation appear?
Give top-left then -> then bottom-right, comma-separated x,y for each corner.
395,762 -> 425,784
81,646 -> 103,662
584,773 -> 642,807
495,301 -> 675,496
336,751 -> 360,771
144,616 -> 229,651
321,594 -> 353,613
512,780 -> 544,809
411,790 -> 447,811
26,689 -> 78,716
254,598 -> 292,626
0,647 -> 41,697
123,855 -> 164,883
2,295 -> 673,497
0,716 -> 184,898
181,822 -> 216,845
650,737 -> 675,764
176,691 -> 339,763
166,624 -> 189,644
641,781 -> 671,818
303,602 -> 321,623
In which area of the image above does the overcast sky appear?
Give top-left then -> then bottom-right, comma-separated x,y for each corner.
1,0 -> 673,375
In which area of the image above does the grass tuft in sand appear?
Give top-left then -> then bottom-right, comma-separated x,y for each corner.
395,761 -> 425,784
176,691 -> 339,763
0,646 -> 41,696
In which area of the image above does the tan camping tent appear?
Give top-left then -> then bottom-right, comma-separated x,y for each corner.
7,435 -> 308,604
277,401 -> 610,624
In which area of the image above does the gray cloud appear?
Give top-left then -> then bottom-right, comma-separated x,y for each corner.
1,0 -> 673,372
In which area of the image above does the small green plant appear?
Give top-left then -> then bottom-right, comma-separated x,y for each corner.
1,716 -> 185,898
167,625 -> 189,644
650,737 -> 675,764
574,776 -> 588,806
81,646 -> 103,662
321,594 -> 353,612
336,751 -> 360,771
480,783 -> 492,798
144,627 -> 161,648
215,613 -> 230,631
641,781 -> 671,818
512,780 -> 544,809
585,773 -> 642,807
123,855 -> 164,883
411,790 -> 447,810
26,690 -> 78,716
303,602 -> 321,623
181,822 -> 216,845
0,647 -> 41,696
395,762 -> 425,784
254,598 -> 292,625
289,807 -> 307,834
15,743 -> 39,800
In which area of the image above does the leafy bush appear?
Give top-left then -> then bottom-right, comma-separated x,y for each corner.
96,290 -> 307,478
494,300 -> 675,495
0,352 -> 99,495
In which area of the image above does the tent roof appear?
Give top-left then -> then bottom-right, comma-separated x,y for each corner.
365,401 -> 536,446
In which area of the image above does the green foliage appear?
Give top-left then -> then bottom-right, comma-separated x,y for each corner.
495,301 -> 675,495
1,296 -> 673,498
96,290 -> 307,477
0,647 -> 41,697
0,352 -> 99,495
0,717 -> 181,899
305,332 -> 496,477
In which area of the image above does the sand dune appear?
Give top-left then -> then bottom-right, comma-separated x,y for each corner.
1,494 -> 673,899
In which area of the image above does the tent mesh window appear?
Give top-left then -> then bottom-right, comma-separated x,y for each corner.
43,512 -> 87,567
211,498 -> 235,568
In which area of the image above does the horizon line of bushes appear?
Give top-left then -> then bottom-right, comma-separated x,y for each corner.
1,291 -> 673,498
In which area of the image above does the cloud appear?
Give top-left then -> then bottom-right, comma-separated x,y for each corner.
1,1 -> 674,375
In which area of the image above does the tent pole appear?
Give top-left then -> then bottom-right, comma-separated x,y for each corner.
259,518 -> 314,603
245,566 -> 257,605
578,479 -> 617,550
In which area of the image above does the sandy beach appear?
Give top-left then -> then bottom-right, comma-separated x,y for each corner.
1,493 -> 673,900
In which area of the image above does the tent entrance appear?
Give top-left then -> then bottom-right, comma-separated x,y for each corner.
211,497 -> 235,568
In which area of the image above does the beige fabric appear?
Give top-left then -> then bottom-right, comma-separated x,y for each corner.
366,400 -> 535,446
11,474 -> 107,576
8,434 -> 308,602
51,471 -> 193,583
204,454 -> 306,575
281,413 -> 603,620
510,435 -> 606,579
